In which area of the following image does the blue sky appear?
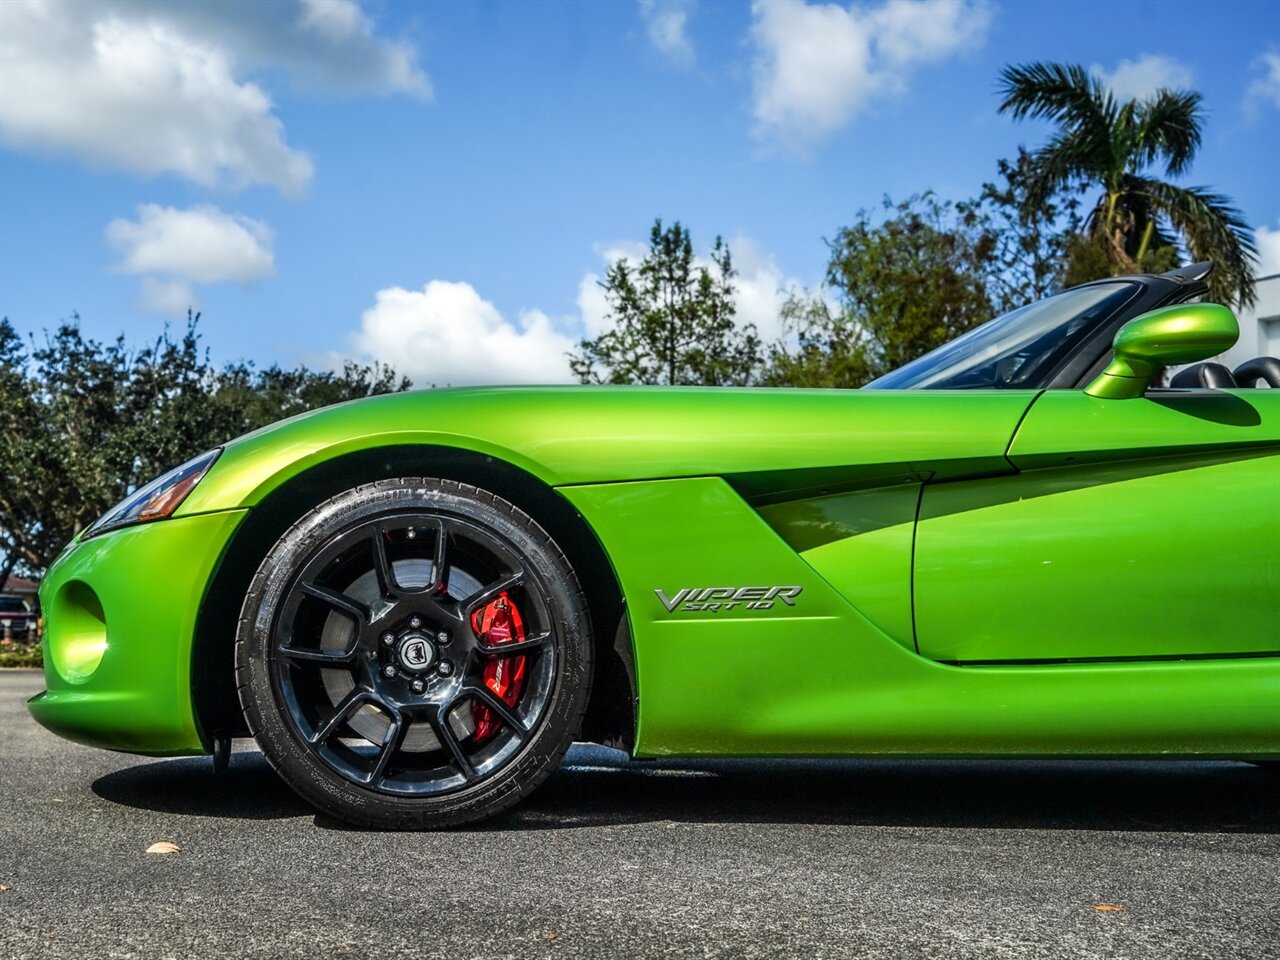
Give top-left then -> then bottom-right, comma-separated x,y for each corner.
1,0 -> 1277,385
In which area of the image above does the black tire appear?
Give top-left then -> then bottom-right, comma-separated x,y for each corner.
235,478 -> 592,829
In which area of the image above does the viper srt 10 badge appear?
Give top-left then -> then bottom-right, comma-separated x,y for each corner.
655,585 -> 803,613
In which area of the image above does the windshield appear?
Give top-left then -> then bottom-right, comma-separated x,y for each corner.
867,282 -> 1138,390
0,597 -> 28,613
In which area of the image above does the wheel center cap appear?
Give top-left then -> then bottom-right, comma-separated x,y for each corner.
396,634 -> 436,672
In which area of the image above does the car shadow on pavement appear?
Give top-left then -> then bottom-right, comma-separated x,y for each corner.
486,751 -> 1279,834
92,752 -> 312,821
92,744 -> 1279,834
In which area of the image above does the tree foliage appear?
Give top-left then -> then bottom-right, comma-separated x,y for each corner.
979,150 -> 1077,313
570,220 -> 762,386
0,315 -> 408,586
762,294 -> 877,389
766,194 -> 1001,387
998,61 -> 1256,307
764,151 -> 1083,390
825,194 -> 997,374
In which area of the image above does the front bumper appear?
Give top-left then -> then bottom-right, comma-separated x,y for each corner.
27,509 -> 248,756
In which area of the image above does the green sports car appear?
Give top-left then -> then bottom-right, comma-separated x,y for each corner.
28,263 -> 1280,828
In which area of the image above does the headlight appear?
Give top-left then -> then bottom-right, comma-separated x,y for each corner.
83,449 -> 221,539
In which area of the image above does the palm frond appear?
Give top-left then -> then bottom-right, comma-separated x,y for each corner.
997,62 -> 1116,151
1134,90 -> 1204,177
1000,63 -> 1120,204
1134,178 -> 1259,307
1021,128 -> 1105,208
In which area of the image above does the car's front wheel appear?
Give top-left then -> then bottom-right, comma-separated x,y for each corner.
236,478 -> 592,829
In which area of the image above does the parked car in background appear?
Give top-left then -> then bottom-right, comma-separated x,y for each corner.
0,594 -> 38,643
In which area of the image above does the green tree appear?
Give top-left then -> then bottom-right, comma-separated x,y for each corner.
0,315 -> 408,587
762,294 -> 877,389
211,358 -> 408,440
979,149 -> 1076,313
570,220 -> 761,386
1,317 -> 146,586
766,194 -> 997,387
998,61 -> 1257,307
0,319 -> 46,589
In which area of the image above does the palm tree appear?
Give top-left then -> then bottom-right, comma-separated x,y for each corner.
998,62 -> 1257,307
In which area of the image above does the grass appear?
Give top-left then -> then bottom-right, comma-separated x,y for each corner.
0,644 -> 43,669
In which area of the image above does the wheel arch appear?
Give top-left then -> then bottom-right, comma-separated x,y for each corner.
192,444 -> 635,753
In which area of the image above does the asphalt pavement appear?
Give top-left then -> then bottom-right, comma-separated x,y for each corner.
1,668 -> 1277,960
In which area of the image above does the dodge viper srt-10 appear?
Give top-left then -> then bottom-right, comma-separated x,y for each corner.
29,263 -> 1280,828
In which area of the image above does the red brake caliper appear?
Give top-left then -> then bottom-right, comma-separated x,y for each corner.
470,593 -> 528,744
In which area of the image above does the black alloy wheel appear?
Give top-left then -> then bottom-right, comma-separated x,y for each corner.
236,478 -> 592,829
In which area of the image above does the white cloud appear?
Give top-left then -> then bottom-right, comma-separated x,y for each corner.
185,0 -> 431,98
575,273 -> 612,339
726,234 -> 804,343
639,0 -> 695,67
299,0 -> 368,43
749,0 -> 990,150
1091,54 -> 1193,102
868,0 -> 990,63
343,234 -> 804,386
0,5 -> 310,194
106,204 -> 275,283
1255,222 -> 1280,277
139,277 -> 198,315
0,0 -> 427,193
106,204 -> 273,313
349,281 -> 577,386
1245,51 -> 1280,112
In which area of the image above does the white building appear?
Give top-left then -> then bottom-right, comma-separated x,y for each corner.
1219,272 -> 1280,371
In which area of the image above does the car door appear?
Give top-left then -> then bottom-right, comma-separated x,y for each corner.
912,387 -> 1280,662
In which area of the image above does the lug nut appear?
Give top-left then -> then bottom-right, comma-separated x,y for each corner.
410,678 -> 426,694
437,660 -> 454,677
409,616 -> 422,629
382,664 -> 397,678
436,630 -> 450,645
381,632 -> 395,646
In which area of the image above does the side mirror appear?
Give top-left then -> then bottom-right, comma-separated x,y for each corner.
1085,303 -> 1239,399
